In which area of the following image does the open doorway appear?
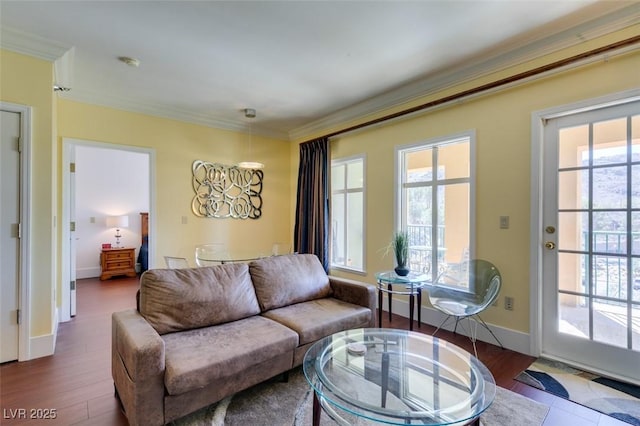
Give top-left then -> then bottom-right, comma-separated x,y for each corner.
61,138 -> 155,322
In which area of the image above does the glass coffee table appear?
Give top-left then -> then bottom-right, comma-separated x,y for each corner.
303,328 -> 495,425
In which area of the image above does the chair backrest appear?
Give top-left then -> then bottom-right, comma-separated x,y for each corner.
164,256 -> 189,269
468,259 -> 501,309
195,243 -> 228,266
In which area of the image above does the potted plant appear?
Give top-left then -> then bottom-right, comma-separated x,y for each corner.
387,231 -> 410,276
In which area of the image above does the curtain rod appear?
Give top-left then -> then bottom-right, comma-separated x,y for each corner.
311,34 -> 640,142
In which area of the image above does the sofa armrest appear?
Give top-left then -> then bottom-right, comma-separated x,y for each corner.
329,276 -> 377,327
112,310 -> 166,426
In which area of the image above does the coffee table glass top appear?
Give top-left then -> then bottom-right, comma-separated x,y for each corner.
303,328 -> 496,425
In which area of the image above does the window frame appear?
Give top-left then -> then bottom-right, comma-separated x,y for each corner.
395,131 -> 476,284
330,154 -> 367,274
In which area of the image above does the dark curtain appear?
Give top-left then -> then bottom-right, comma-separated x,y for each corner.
294,137 -> 330,271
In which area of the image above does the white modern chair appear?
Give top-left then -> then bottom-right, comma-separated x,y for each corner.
195,243 -> 228,266
164,256 -> 189,269
429,259 -> 504,357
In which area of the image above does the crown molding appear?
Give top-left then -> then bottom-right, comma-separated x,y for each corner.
59,89 -> 289,140
289,3 -> 640,141
0,26 -> 71,61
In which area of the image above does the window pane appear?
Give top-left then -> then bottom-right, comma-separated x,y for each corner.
439,141 -> 470,180
406,148 -> 433,183
441,183 -> 469,267
593,118 -> 627,166
347,161 -> 363,189
331,194 -> 345,265
633,304 -> 640,352
559,125 -> 589,169
592,166 -> 626,209
407,187 -> 432,228
332,163 -> 345,191
346,192 -> 363,268
559,169 -> 588,210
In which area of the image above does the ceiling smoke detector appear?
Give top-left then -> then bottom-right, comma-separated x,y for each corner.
118,56 -> 140,67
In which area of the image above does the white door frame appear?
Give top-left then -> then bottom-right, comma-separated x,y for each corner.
529,88 -> 640,357
60,138 -> 155,322
1,101 -> 32,361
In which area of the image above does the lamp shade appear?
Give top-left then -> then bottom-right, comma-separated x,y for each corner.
106,215 -> 129,229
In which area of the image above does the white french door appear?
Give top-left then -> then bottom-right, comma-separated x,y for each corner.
541,99 -> 640,383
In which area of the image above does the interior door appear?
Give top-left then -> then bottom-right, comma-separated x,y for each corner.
70,150 -> 77,317
541,100 -> 640,383
0,109 -> 21,363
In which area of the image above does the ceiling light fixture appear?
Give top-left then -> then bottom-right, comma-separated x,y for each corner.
237,108 -> 264,170
118,56 -> 140,67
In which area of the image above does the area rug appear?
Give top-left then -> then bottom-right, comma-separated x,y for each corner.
515,358 -> 640,425
172,367 -> 548,426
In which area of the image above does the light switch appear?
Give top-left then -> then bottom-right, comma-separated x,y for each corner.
181,216 -> 188,225
499,216 -> 509,229
89,216 -> 96,223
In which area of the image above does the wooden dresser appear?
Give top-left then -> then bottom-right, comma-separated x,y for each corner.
100,247 -> 137,280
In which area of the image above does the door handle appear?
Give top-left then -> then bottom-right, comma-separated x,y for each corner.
545,241 -> 556,250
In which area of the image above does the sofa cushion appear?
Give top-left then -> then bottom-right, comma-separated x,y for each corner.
249,254 -> 332,311
139,264 -> 260,335
162,316 -> 298,395
262,298 -> 372,345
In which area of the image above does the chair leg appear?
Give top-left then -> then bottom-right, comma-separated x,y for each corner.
474,314 -> 505,350
432,314 -> 451,337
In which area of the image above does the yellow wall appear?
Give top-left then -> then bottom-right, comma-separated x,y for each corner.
327,48 -> 640,333
0,50 -> 56,337
57,100 -> 293,272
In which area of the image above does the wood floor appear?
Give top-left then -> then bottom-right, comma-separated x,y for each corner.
0,276 -> 628,425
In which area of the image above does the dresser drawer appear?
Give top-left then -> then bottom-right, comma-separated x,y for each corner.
100,248 -> 136,280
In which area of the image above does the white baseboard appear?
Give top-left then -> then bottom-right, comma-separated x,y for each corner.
28,308 -> 58,360
379,295 -> 533,356
76,267 -> 100,279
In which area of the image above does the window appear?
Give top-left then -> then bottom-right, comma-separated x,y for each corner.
331,155 -> 365,271
397,132 -> 474,286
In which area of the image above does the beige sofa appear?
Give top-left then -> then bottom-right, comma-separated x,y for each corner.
112,253 -> 376,426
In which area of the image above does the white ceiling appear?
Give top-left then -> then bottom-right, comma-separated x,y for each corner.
1,1 -> 639,139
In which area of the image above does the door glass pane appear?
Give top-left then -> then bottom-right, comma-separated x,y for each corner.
592,166 -> 627,209
558,252 -> 586,294
406,148 -> 432,183
592,211 -> 626,254
634,258 -> 640,303
559,170 -> 588,210
558,293 -> 588,339
633,165 -> 640,209
559,124 -> 589,168
593,118 -> 627,166
633,304 -> 640,351
407,186 -> 432,273
593,299 -> 627,349
558,212 -> 587,252
633,115 -> 640,162
592,255 -> 626,299
438,141 -> 470,180
346,192 -> 363,268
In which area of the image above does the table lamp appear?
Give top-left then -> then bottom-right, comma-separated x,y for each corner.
106,215 -> 129,247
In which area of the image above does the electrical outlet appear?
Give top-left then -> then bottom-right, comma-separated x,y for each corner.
499,216 -> 510,229
505,296 -> 514,311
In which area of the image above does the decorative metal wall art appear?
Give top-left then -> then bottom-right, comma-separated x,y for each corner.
192,160 -> 263,219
